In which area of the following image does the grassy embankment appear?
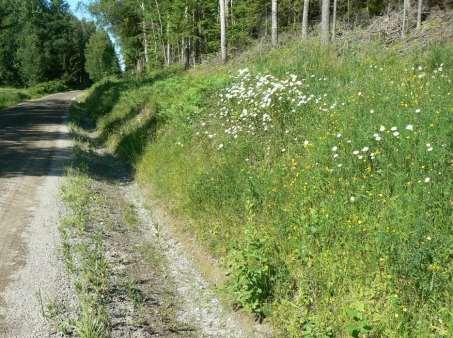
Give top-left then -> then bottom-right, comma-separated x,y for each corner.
0,80 -> 70,110
79,40 -> 452,337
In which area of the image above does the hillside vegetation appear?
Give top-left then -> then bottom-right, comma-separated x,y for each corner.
78,39 -> 452,337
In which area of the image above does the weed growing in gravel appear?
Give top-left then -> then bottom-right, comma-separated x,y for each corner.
59,168 -> 110,338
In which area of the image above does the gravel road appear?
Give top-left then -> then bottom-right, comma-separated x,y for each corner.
0,92 -> 81,336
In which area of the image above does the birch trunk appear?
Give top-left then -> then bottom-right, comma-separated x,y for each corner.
417,0 -> 422,29
302,0 -> 309,38
321,0 -> 330,44
166,19 -> 171,65
331,0 -> 337,40
271,0 -> 278,47
402,0 -> 410,38
153,0 -> 167,64
225,0 -> 229,28
140,1 -> 149,66
219,0 -> 227,63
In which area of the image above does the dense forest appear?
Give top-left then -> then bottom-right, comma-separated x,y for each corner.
0,0 -> 450,85
0,0 -> 119,87
88,0 -> 451,71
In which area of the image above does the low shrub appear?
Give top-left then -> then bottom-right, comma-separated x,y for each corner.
29,80 -> 68,96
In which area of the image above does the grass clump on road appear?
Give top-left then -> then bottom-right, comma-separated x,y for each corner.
60,168 -> 110,338
80,40 -> 452,337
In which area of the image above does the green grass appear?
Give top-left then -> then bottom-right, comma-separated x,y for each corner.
0,88 -> 31,110
80,39 -> 452,337
0,80 -> 69,110
59,168 -> 110,338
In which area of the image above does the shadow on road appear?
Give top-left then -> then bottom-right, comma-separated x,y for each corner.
0,92 -> 136,183
0,99 -> 74,178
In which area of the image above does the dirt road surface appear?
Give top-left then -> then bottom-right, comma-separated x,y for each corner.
0,92 -> 81,336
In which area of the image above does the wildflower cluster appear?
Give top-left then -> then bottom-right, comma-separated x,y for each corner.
199,68 -> 329,144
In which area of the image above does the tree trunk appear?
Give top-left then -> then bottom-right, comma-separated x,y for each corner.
225,0 -> 229,28
166,42 -> 171,65
140,1 -> 149,66
153,0 -> 167,64
149,15 -> 159,63
347,0 -> 350,27
402,0 -> 410,38
331,0 -> 337,40
417,0 -> 422,29
271,0 -> 278,47
219,0 -> 227,63
302,0 -> 309,38
166,18 -> 171,65
321,0 -> 330,44
184,6 -> 190,69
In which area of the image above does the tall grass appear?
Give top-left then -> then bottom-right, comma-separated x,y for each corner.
81,40 -> 452,337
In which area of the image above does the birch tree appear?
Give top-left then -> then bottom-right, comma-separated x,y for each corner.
219,0 -> 227,63
302,0 -> 309,38
271,0 -> 278,47
140,1 -> 149,66
417,0 -> 423,29
331,0 -> 337,40
321,0 -> 330,44
402,0 -> 411,38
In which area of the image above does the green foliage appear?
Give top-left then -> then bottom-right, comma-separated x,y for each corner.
0,0 -> 95,87
60,170 -> 110,337
17,25 -> 45,86
80,40 -> 452,337
29,80 -> 68,96
84,31 -> 121,83
0,88 -> 30,110
0,80 -> 68,110
227,224 -> 282,318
